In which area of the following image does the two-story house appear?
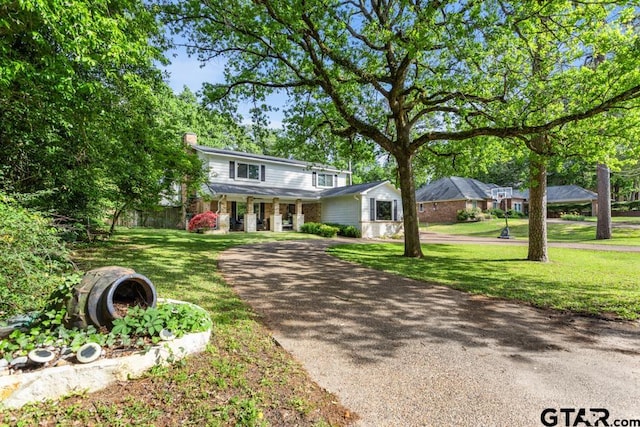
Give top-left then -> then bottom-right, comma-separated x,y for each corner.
184,133 -> 403,238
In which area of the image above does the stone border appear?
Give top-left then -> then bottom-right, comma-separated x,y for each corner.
0,301 -> 211,409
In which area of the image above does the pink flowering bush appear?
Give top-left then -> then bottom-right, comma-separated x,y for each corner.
188,211 -> 218,232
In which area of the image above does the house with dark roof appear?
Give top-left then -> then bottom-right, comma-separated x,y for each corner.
415,177 -> 526,223
186,134 -> 403,238
416,177 -> 598,223
521,185 -> 598,217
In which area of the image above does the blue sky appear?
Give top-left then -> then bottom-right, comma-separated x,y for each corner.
162,47 -> 286,128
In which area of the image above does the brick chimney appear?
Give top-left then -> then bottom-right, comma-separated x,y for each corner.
182,132 -> 197,146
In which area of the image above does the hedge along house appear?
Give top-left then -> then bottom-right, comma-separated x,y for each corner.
185,134 -> 403,238
415,176 -> 527,224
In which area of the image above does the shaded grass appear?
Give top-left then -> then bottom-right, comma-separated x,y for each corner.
1,229 -> 352,427
328,242 -> 640,320
425,218 -> 640,246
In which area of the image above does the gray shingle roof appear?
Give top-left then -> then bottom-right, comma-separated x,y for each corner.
204,180 -> 391,201
415,177 -> 495,202
521,185 -> 597,203
204,183 -> 321,200
320,181 -> 388,198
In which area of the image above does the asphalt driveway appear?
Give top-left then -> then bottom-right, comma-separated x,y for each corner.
218,239 -> 640,427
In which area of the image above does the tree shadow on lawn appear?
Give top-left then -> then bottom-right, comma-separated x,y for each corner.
219,240 -> 640,366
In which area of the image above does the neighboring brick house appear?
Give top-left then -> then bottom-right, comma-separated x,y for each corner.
415,177 -> 526,223
416,177 -> 598,223
185,134 -> 404,238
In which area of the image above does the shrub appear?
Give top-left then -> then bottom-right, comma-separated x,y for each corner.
505,209 -> 525,219
300,222 -> 339,238
188,211 -> 218,232
300,222 -> 322,235
325,223 -> 362,238
457,208 -> 482,222
561,213 -> 586,221
341,225 -> 361,238
0,192 -> 74,319
486,208 -> 505,218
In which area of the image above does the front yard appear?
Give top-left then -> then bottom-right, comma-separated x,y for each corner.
424,217 -> 640,246
1,229 -> 352,427
3,224 -> 638,425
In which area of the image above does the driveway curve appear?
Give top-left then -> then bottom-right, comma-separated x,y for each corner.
218,239 -> 640,427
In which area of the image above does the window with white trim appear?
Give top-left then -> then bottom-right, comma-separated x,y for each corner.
317,173 -> 334,187
237,162 -> 260,180
370,198 -> 398,221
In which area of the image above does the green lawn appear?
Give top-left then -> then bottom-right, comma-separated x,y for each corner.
424,218 -> 640,246
1,229 -> 350,427
328,242 -> 640,320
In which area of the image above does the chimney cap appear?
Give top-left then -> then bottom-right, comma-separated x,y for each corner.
182,132 -> 197,146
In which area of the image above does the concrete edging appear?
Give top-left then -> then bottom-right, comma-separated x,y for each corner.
0,301 -> 211,409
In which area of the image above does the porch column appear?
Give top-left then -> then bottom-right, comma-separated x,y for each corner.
217,195 -> 230,233
292,199 -> 304,232
270,197 -> 282,232
245,196 -> 257,232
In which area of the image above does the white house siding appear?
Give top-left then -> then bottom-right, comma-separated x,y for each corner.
360,183 -> 404,238
199,151 -> 349,193
320,196 -> 361,226
363,184 -> 404,220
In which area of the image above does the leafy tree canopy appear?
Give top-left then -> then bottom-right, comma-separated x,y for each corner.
162,0 -> 640,257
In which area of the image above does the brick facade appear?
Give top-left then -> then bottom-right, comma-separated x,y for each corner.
417,200 -> 468,223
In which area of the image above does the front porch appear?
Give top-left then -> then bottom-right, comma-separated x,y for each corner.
193,192 -> 321,234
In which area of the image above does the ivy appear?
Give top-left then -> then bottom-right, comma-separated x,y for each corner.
1,302 -> 212,362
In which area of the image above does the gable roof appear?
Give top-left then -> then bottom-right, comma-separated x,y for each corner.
522,185 -> 597,203
320,180 -> 390,198
415,177 -> 495,202
193,145 -> 349,174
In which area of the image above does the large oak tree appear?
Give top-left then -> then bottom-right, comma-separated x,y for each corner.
163,0 -> 640,258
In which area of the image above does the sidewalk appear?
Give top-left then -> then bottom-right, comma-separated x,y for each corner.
219,239 -> 640,426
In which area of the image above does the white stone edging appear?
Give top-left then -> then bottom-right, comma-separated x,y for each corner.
0,301 -> 211,409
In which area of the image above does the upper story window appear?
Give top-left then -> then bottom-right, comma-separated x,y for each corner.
317,173 -> 334,187
229,161 -> 265,182
238,162 -> 260,180
313,172 -> 337,188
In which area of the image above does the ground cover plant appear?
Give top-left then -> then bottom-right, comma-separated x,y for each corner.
424,218 -> 640,246
0,229 -> 353,426
328,243 -> 640,320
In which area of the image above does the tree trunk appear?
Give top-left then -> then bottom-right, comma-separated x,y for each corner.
596,163 -> 612,240
527,149 -> 549,262
396,152 -> 423,258
109,203 -> 127,236
180,181 -> 188,230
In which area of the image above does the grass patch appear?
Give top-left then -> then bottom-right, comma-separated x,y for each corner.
0,228 -> 352,426
425,218 -> 640,246
328,243 -> 640,320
